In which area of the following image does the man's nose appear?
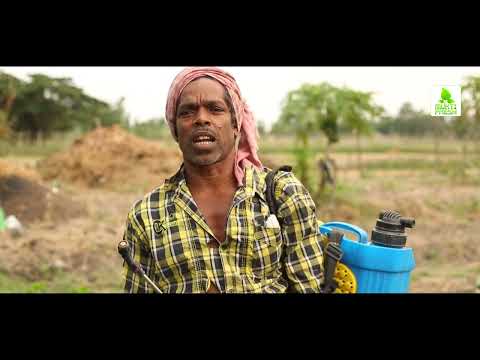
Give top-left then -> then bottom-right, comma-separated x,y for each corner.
193,107 -> 211,126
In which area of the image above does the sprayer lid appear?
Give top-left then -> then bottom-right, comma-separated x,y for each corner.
371,210 -> 415,248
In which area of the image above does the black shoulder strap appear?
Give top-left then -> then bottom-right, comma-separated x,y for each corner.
265,165 -> 292,215
321,230 -> 344,293
265,165 -> 292,292
265,165 -> 344,294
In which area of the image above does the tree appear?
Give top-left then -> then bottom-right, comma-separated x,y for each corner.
6,74 -> 109,140
455,75 -> 480,158
0,72 -> 24,139
278,83 -> 340,192
1,71 -> 130,141
88,97 -> 130,130
336,88 -> 383,174
276,82 -> 385,192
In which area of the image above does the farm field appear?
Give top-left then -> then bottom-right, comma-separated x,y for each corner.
0,129 -> 479,293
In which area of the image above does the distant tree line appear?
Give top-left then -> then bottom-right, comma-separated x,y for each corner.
2,68 -> 479,156
270,76 -> 480,195
0,71 -> 129,141
271,76 -> 480,143
374,103 -> 448,137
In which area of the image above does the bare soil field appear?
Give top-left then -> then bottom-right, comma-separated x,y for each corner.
1,128 -> 478,293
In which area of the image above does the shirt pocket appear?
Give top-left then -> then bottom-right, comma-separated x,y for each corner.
150,220 -> 195,281
251,215 -> 283,276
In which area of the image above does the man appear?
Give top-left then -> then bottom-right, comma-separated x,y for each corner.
122,67 -> 324,293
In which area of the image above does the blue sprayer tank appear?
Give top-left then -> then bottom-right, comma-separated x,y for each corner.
319,210 -> 416,293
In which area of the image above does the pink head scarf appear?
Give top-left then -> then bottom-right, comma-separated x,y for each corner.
165,67 -> 263,186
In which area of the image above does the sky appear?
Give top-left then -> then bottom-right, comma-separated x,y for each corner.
2,66 -> 479,128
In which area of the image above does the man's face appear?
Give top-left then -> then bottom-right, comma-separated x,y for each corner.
175,77 -> 238,167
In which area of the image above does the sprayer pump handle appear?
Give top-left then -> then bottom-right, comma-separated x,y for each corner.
118,240 -> 143,274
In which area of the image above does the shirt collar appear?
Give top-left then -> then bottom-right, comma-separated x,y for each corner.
165,164 -> 267,202
243,165 -> 267,202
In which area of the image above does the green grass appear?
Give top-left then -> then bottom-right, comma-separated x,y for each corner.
363,159 -> 437,171
261,144 -> 480,155
362,159 -> 480,171
3,130 -> 479,159
260,134 -> 479,155
0,272 -> 122,294
0,271 -> 95,293
126,123 -> 171,141
0,131 -> 82,158
0,128 -> 177,159
450,198 -> 480,219
314,180 -> 380,222
411,269 -> 432,281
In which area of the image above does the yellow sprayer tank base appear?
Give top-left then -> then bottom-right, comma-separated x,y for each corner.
334,263 -> 357,293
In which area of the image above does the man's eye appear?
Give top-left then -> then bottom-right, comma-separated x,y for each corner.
179,109 -> 193,116
211,106 -> 224,113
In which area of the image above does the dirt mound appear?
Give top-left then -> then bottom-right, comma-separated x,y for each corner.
0,159 -> 40,182
0,174 -> 86,224
37,125 -> 182,190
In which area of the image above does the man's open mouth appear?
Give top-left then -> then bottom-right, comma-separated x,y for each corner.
192,131 -> 217,150
192,134 -> 216,145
